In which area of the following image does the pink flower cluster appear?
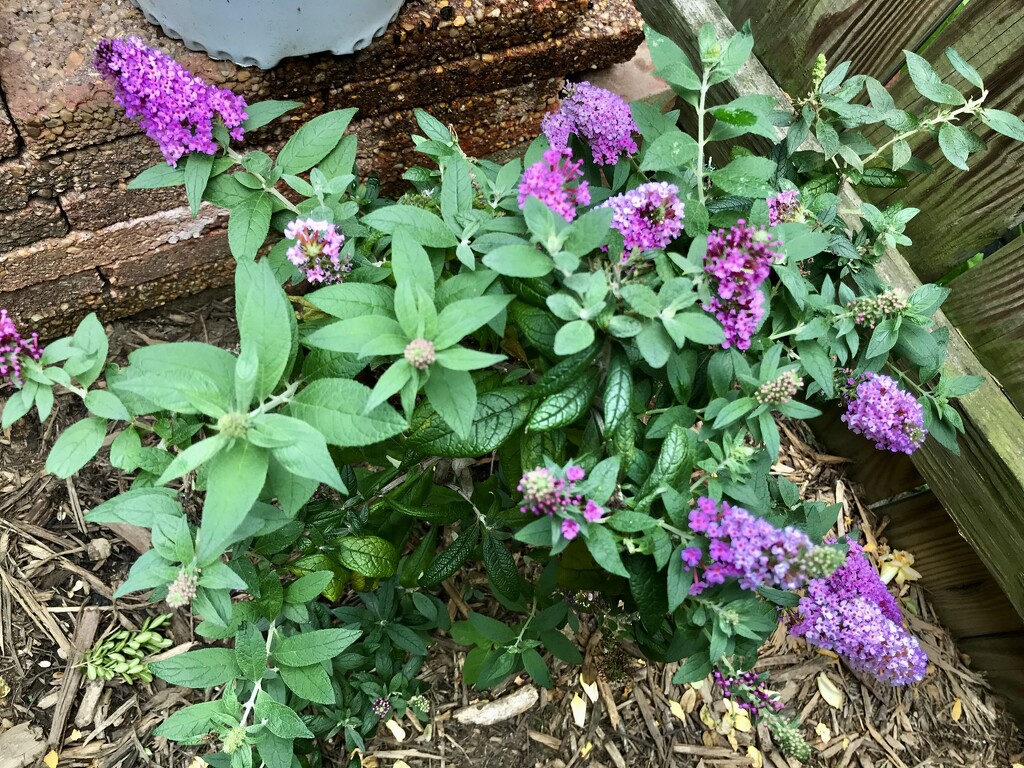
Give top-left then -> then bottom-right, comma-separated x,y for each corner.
166,567 -> 199,609
285,218 -> 350,284
702,220 -> 782,350
543,81 -> 639,165
601,182 -> 684,259
518,148 -> 591,221
94,37 -> 247,166
791,542 -> 928,685
685,497 -> 842,595
767,190 -> 801,226
1,309 -> 43,388
518,465 -> 605,542
841,373 -> 926,454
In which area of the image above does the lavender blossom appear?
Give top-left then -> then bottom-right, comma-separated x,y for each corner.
702,220 -> 782,350
767,190 -> 801,226
547,81 -> 639,165
518,148 -> 591,221
841,373 -> 926,454
285,218 -> 349,284
0,310 -> 43,388
600,182 -> 684,258
791,542 -> 928,685
95,37 -> 247,166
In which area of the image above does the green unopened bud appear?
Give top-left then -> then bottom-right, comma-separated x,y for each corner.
798,545 -> 846,580
812,53 -> 828,89
768,717 -> 812,761
704,42 -> 723,62
217,411 -> 249,439
222,725 -> 248,754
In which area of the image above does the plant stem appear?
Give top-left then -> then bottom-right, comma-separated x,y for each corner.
862,93 -> 986,167
695,71 -> 712,207
250,380 -> 301,417
225,147 -> 300,214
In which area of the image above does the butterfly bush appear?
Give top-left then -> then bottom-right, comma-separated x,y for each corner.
543,81 -> 639,165
841,373 -> 927,454
767,190 -> 801,226
601,181 -> 685,258
703,221 -> 782,350
0,310 -> 43,388
517,148 -> 590,221
791,542 -> 928,684
94,37 -> 248,166
284,218 -> 349,284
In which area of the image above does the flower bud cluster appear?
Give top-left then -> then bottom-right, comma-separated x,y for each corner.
285,218 -> 349,285
1,309 -> 43,388
712,669 -> 784,718
372,697 -> 392,719
404,338 -> 437,370
166,568 -> 200,609
754,370 -> 804,406
846,290 -> 907,326
767,716 -> 812,761
517,465 -> 605,542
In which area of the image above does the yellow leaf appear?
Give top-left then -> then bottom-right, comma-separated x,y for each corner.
580,742 -> 593,758
394,762 -> 412,768
0,675 -> 9,699
43,751 -> 59,768
570,693 -> 587,728
66,730 -> 82,743
699,704 -> 718,730
385,719 -> 406,742
726,730 -> 739,752
579,672 -> 599,703
747,745 -> 763,768
817,672 -> 844,710
815,722 -> 832,744
669,699 -> 688,723
951,697 -> 963,722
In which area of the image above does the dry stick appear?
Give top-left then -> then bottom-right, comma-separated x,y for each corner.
0,565 -> 72,655
48,606 -> 101,746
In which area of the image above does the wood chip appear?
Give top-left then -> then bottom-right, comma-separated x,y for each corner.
454,686 -> 538,725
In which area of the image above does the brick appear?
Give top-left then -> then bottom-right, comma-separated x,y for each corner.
0,0 -> 588,158
0,269 -> 105,338
0,97 -> 18,158
329,0 -> 644,118
101,227 -> 230,288
0,203 -> 227,293
60,186 -> 186,231
0,199 -> 67,251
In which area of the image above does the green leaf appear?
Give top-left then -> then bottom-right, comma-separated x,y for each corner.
636,321 -> 673,368
640,128 -> 699,173
307,283 -> 394,320
337,535 -> 399,579
528,375 -> 597,432
386,623 -> 429,655
236,259 -> 295,400
945,48 -> 983,89
362,205 -> 458,247
271,627 -> 361,667
45,417 -> 106,478
83,389 -> 130,420
667,552 -> 694,612
259,414 -> 346,492
424,367 -> 476,439
441,155 -> 474,229
904,50 -> 964,105
710,156 -> 777,197
645,27 -> 701,91
603,351 -> 632,435
640,425 -> 695,497
184,152 -> 215,217
857,167 -> 909,188
150,648 -> 240,688
797,340 -> 834,398
662,312 -> 725,347
482,243 -> 554,278
673,651 -> 712,684
434,295 -> 513,349
234,622 -> 268,682
279,663 -> 335,705
938,122 -> 973,170
285,571 -> 334,603
865,317 -> 900,358
155,435 -> 228,486
521,647 -> 553,688
434,347 -> 505,371
242,100 -> 302,131
289,378 -> 407,446
584,524 -> 629,578
66,312 -> 108,388
1,386 -> 35,430
421,523 -> 480,586
127,163 -> 185,190
391,228 -> 435,299
228,192 -> 273,261
539,629 -> 584,664
407,387 -> 533,457
153,700 -> 225,743
256,734 -> 294,768
197,440 -> 269,564
483,534 -> 520,601
981,108 -> 1024,142
255,691 -> 315,739
277,108 -> 357,174
628,557 -> 668,630
554,320 -> 594,356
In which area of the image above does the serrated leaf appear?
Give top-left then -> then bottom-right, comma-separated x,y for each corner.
271,628 -> 361,667
228,192 -> 273,261
150,648 -> 239,688
337,535 -> 399,579
45,417 -> 106,478
420,524 -> 480,586
407,387 -> 533,457
277,109 -> 356,174
279,663 -> 335,705
528,375 -> 597,432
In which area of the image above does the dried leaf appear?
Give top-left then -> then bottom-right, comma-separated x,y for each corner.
815,722 -> 832,744
393,762 -> 412,768
385,719 -> 407,742
669,699 -> 688,722
579,672 -> 599,703
580,742 -> 593,758
699,704 -> 718,730
0,675 -> 9,699
951,697 -> 963,722
747,745 -> 764,768
817,672 -> 844,709
43,751 -> 59,768
570,692 -> 587,728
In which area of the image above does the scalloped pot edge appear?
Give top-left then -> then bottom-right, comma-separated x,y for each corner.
130,0 -> 406,69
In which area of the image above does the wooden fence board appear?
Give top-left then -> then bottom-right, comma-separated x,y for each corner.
944,236 -> 1024,414
870,0 -> 1024,282
716,0 -> 957,94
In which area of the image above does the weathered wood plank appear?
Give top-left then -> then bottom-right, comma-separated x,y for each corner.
876,491 -> 1024,638
957,632 -> 1024,721
870,0 -> 1024,282
635,0 -> 1024,624
944,236 -> 1024,414
717,0 -> 957,94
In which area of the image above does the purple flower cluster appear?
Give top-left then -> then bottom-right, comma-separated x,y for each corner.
518,465 -> 605,542
543,81 -> 639,165
518,148 -> 591,221
1,309 -> 43,388
790,542 -> 928,685
285,218 -> 349,284
600,182 -> 684,259
702,221 -> 782,351
94,37 -> 248,166
841,373 -> 926,454
767,190 -> 801,226
371,697 -> 392,719
712,669 -> 784,718
685,497 -> 841,595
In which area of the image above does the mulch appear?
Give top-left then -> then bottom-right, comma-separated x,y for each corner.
1,295 -> 1022,768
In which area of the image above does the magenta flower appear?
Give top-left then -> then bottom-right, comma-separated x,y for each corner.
791,542 -> 928,685
1,310 -> 43,388
841,373 -> 926,454
601,182 -> 684,258
545,81 -> 639,165
285,218 -> 349,284
702,220 -> 782,350
583,500 -> 605,523
95,37 -> 247,166
565,465 -> 586,482
518,148 -> 591,221
561,519 -> 581,540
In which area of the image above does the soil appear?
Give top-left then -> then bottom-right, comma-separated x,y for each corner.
1,293 -> 1022,768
